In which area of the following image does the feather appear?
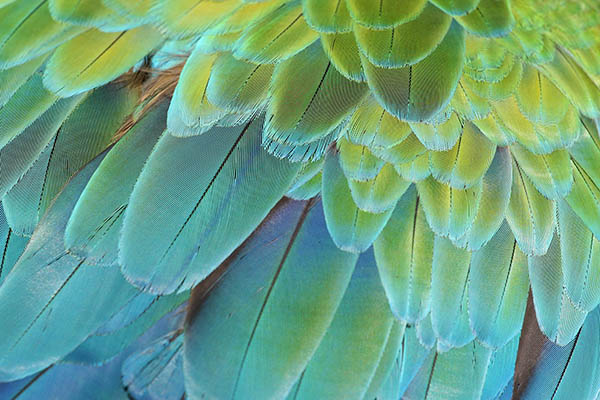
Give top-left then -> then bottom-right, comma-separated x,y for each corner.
337,137 -> 384,181
345,0 -> 427,29
48,0 -> 135,31
410,111 -> 462,151
539,49 -> 600,119
206,52 -> 273,113
0,205 -> 27,286
515,308 -> 600,399
233,2 -> 318,64
0,72 -> 58,150
481,335 -> 520,399
152,0 -> 240,38
183,199 -> 358,400
348,163 -> 410,213
0,153 -> 140,381
430,236 -> 475,347
322,149 -> 394,253
0,0 -> 84,69
557,200 -> 600,312
290,249 -> 395,399
119,116 -> 300,294
43,25 -> 162,97
2,82 -> 136,236
65,295 -> 187,365
506,159 -> 556,256
455,0 -> 515,38
0,93 -> 84,200
363,321 -> 406,400
372,133 -> 427,165
430,0 -> 480,15
516,64 -> 570,125
265,40 -> 368,146
122,331 -> 185,400
396,153 -> 431,183
361,21 -> 465,122
510,144 -> 573,200
455,147 -> 512,251
346,96 -> 411,148
286,171 -> 322,200
429,121 -> 496,189
416,177 -> 482,241
65,100 -> 167,265
565,159 -> 600,239
320,31 -> 365,82
167,50 -> 224,137
354,3 -> 452,68
374,186 -> 434,323
529,235 -> 587,345
0,54 -> 47,108
403,341 -> 492,400
302,0 -> 352,33
469,222 -> 529,347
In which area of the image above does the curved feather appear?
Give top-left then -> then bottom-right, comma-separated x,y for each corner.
302,0 -> 352,33
120,116 -> 300,294
529,235 -> 587,345
506,159 -> 556,256
43,25 -> 162,97
345,0 -> 427,29
409,111 -> 462,151
429,121 -> 496,189
0,72 -> 58,150
517,309 -> 600,399
416,177 -> 482,241
354,3 -> 451,68
183,199 -> 358,400
558,200 -> 600,312
233,2 -> 318,64
291,249 -> 395,399
206,52 -> 273,113
122,331 -> 185,400
320,31 -> 365,82
373,186 -> 434,323
0,0 -> 84,69
65,101 -> 167,265
361,21 -> 465,122
0,93 -> 83,200
265,41 -> 368,145
469,222 -> 529,347
403,341 -> 492,400
347,163 -> 410,213
510,144 -> 573,200
430,236 -> 475,347
430,0 -> 480,15
322,149 -> 394,253
363,321 -> 405,400
0,154 -> 140,381
455,0 -> 515,38
2,82 -> 136,236
456,146 -> 512,251
346,96 -> 411,148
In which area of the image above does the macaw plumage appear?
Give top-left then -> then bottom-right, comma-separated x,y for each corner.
0,0 -> 600,398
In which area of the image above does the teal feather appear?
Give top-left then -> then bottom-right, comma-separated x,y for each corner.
183,199 -> 358,400
291,249 -> 395,399
322,149 -> 394,253
0,153 -> 140,381
119,116 -> 300,294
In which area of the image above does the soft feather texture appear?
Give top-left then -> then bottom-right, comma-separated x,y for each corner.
0,0 -> 600,398
183,198 -> 357,399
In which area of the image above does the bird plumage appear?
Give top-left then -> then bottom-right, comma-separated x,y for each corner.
0,0 -> 599,398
